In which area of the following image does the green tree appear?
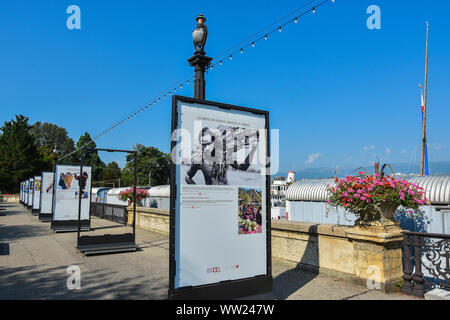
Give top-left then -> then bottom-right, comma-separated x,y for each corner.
100,161 -> 122,187
75,132 -> 105,182
31,121 -> 77,167
0,115 -> 44,193
121,144 -> 170,187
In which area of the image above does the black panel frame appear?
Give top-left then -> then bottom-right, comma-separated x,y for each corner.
169,95 -> 272,300
76,148 -> 137,256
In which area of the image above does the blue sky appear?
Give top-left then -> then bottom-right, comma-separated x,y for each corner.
1,0 -> 449,173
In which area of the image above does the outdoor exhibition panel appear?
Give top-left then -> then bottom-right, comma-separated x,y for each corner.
39,172 -> 54,222
76,148 -> 137,256
21,181 -> 26,204
24,180 -> 30,206
51,165 -> 92,232
20,181 -> 23,204
19,182 -> 23,203
32,176 -> 41,215
27,178 -> 34,209
169,95 -> 272,299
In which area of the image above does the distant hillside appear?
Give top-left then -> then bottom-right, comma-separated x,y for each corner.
277,161 -> 450,180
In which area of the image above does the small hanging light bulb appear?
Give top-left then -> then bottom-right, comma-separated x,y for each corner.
295,17 -> 298,24
312,6 -> 316,13
240,48 -> 243,54
230,54 -> 233,60
265,34 -> 268,40
252,41 -> 255,47
279,26 -> 282,32
219,60 -> 223,66
180,83 -> 183,89
187,80 -> 190,85
169,91 -> 171,96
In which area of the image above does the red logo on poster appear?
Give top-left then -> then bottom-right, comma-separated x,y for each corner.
207,266 -> 221,273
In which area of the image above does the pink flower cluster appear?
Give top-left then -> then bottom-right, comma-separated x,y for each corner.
328,173 -> 428,214
118,188 -> 149,202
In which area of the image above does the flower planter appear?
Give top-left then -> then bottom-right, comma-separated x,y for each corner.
380,202 -> 398,221
328,166 -> 428,228
128,199 -> 143,207
356,202 -> 399,227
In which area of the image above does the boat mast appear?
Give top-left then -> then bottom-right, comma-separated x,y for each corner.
421,22 -> 429,176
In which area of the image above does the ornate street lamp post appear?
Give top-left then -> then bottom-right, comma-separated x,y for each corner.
188,14 -> 213,100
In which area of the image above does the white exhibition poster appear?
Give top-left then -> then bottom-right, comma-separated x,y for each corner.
40,172 -> 54,214
174,99 -> 268,289
32,176 -> 41,210
25,180 -> 29,204
28,178 -> 34,206
20,182 -> 23,202
53,165 -> 92,221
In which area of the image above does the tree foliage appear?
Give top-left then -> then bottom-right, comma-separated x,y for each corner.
121,144 -> 170,187
75,132 -> 105,182
31,121 -> 77,167
0,115 -> 44,193
100,161 -> 122,187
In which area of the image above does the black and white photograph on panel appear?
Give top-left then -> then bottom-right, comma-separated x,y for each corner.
181,120 -> 264,187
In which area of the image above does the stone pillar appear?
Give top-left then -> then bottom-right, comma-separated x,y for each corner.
344,221 -> 404,293
127,204 -> 134,226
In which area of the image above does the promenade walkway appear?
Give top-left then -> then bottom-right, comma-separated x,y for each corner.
0,203 -> 417,300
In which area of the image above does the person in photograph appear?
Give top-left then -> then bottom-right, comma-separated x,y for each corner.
256,206 -> 262,225
58,173 -> 68,189
74,171 -> 89,192
46,182 -> 53,193
184,127 -> 259,185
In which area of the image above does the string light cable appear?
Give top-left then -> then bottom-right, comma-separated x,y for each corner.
57,0 -> 335,162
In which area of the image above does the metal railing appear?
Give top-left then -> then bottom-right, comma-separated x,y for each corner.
90,202 -> 128,225
402,231 -> 450,297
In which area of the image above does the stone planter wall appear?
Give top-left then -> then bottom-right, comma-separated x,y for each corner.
127,206 -> 170,236
1,195 -> 19,203
128,207 -> 404,292
271,220 -> 404,293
